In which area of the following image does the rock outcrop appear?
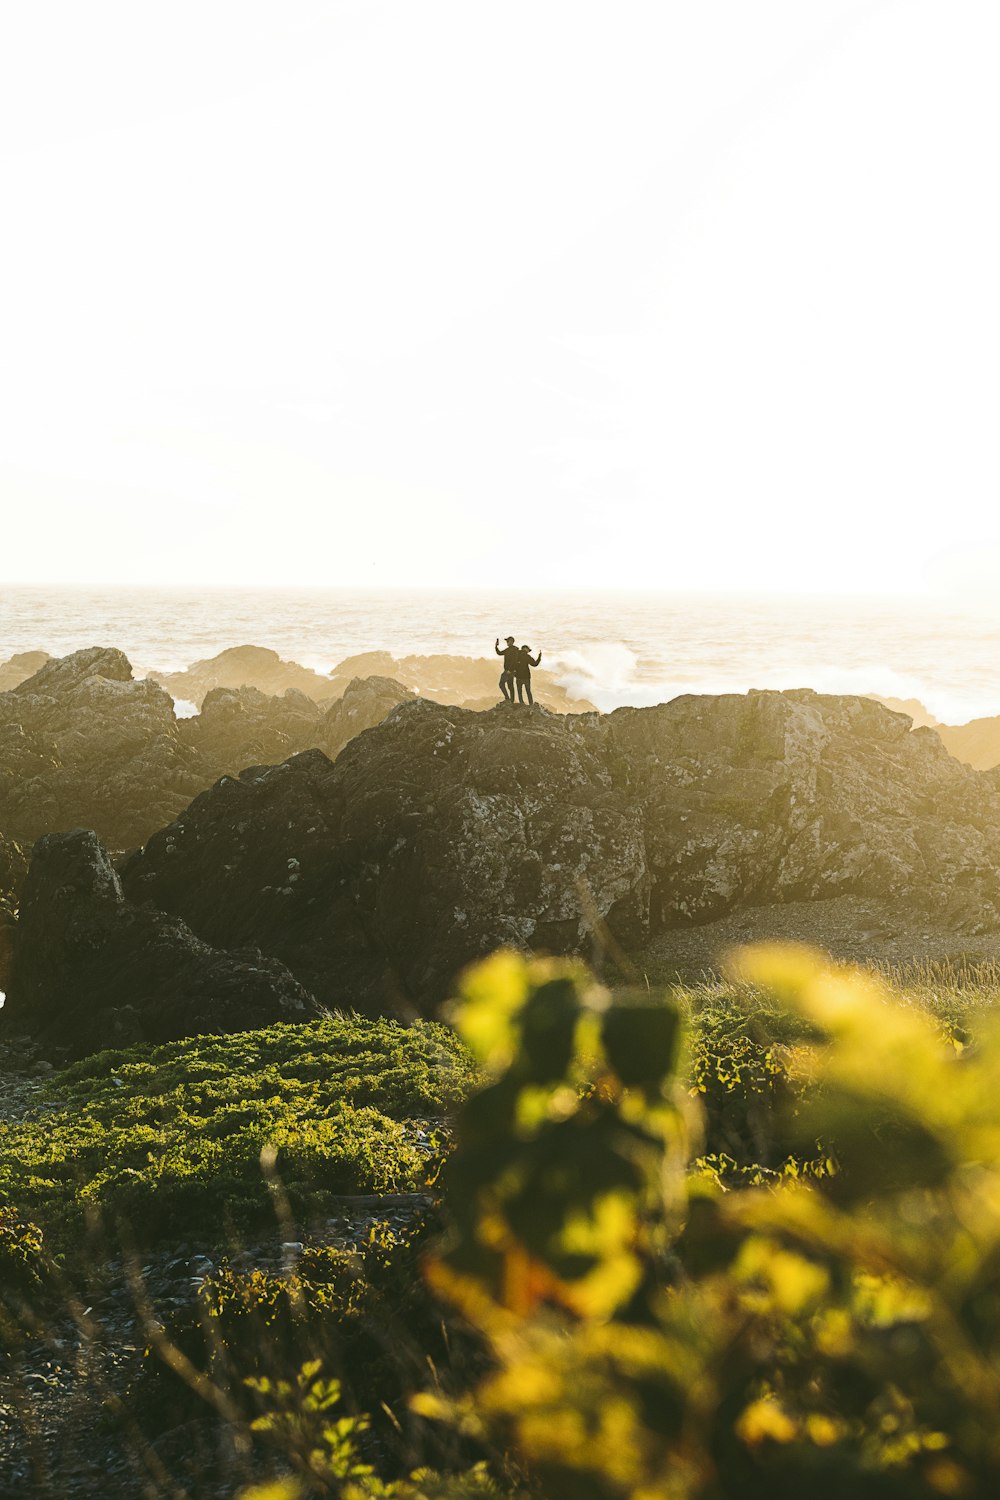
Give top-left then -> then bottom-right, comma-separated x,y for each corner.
122,704 -> 643,1017
0,648 -> 206,849
114,690 -> 1000,1020
13,687 -> 1000,1050
147,643 -> 594,714
151,645 -> 335,709
867,695 -> 940,729
176,676 -> 413,781
0,651 -> 50,693
178,685 -> 325,780
4,830 -> 319,1057
320,676 -> 415,756
866,695 -> 1000,773
0,649 -> 415,852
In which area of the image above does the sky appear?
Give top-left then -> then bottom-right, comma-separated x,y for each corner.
1,1 -> 998,595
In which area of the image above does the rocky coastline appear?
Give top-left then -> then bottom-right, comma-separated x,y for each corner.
4,644 -> 1000,1057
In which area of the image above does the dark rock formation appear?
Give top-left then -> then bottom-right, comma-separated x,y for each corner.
151,645 -> 336,708
320,676 -> 415,757
0,646 -> 413,853
0,833 -> 25,994
0,651 -> 51,693
0,833 -> 28,911
122,702 -> 642,1017
117,689 -> 1000,1020
606,691 -> 999,932
0,648 -> 206,849
4,830 -> 319,1057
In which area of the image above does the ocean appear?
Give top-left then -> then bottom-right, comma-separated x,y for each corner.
2,585 -> 1000,726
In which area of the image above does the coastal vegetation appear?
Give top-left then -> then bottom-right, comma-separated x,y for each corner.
5,952 -> 1000,1495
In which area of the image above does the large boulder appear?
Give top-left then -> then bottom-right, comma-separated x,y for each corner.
0,648 -> 205,849
118,692 -> 1000,1018
151,645 -> 335,709
4,830 -> 319,1057
605,690 -> 1000,932
122,703 -> 645,1017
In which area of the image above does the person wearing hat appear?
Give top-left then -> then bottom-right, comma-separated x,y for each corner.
495,635 -> 520,703
514,644 -> 542,706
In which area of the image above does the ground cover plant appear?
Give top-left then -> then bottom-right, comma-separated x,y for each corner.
0,1015 -> 475,1254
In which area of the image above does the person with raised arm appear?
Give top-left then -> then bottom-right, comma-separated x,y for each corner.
495,635 -> 519,703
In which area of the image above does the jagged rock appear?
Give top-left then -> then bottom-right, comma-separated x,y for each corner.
178,675 -> 413,779
4,830 -> 319,1057
122,704 -> 642,1017
179,685 -> 324,779
0,648 -> 206,849
321,676 -> 414,757
0,646 -> 419,854
863,696 -> 1000,772
118,692 -> 1000,1019
867,694 -> 941,729
0,651 -> 50,693
605,690 -> 1000,932
151,645 -> 335,709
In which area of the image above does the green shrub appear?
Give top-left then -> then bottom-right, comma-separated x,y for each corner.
0,1205 -> 44,1288
0,1016 -> 474,1251
417,947 -> 1000,1499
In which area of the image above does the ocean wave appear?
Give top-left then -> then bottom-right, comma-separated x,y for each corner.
552,646 -> 1000,725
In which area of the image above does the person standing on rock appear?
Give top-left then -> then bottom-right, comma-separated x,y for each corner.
515,644 -> 541,706
495,636 -> 519,703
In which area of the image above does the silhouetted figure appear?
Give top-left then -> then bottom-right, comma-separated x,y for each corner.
515,644 -> 541,705
495,635 -> 519,702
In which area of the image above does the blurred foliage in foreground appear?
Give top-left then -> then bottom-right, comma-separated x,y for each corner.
408,947 -> 1000,1500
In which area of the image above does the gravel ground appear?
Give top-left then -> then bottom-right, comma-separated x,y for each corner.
635,894 -> 1000,984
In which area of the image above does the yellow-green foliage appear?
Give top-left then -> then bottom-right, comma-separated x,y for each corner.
416,947 -> 1000,1500
0,1016 -> 474,1250
0,1205 -> 44,1286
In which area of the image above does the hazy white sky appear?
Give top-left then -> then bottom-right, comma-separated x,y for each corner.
1,1 -> 998,594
